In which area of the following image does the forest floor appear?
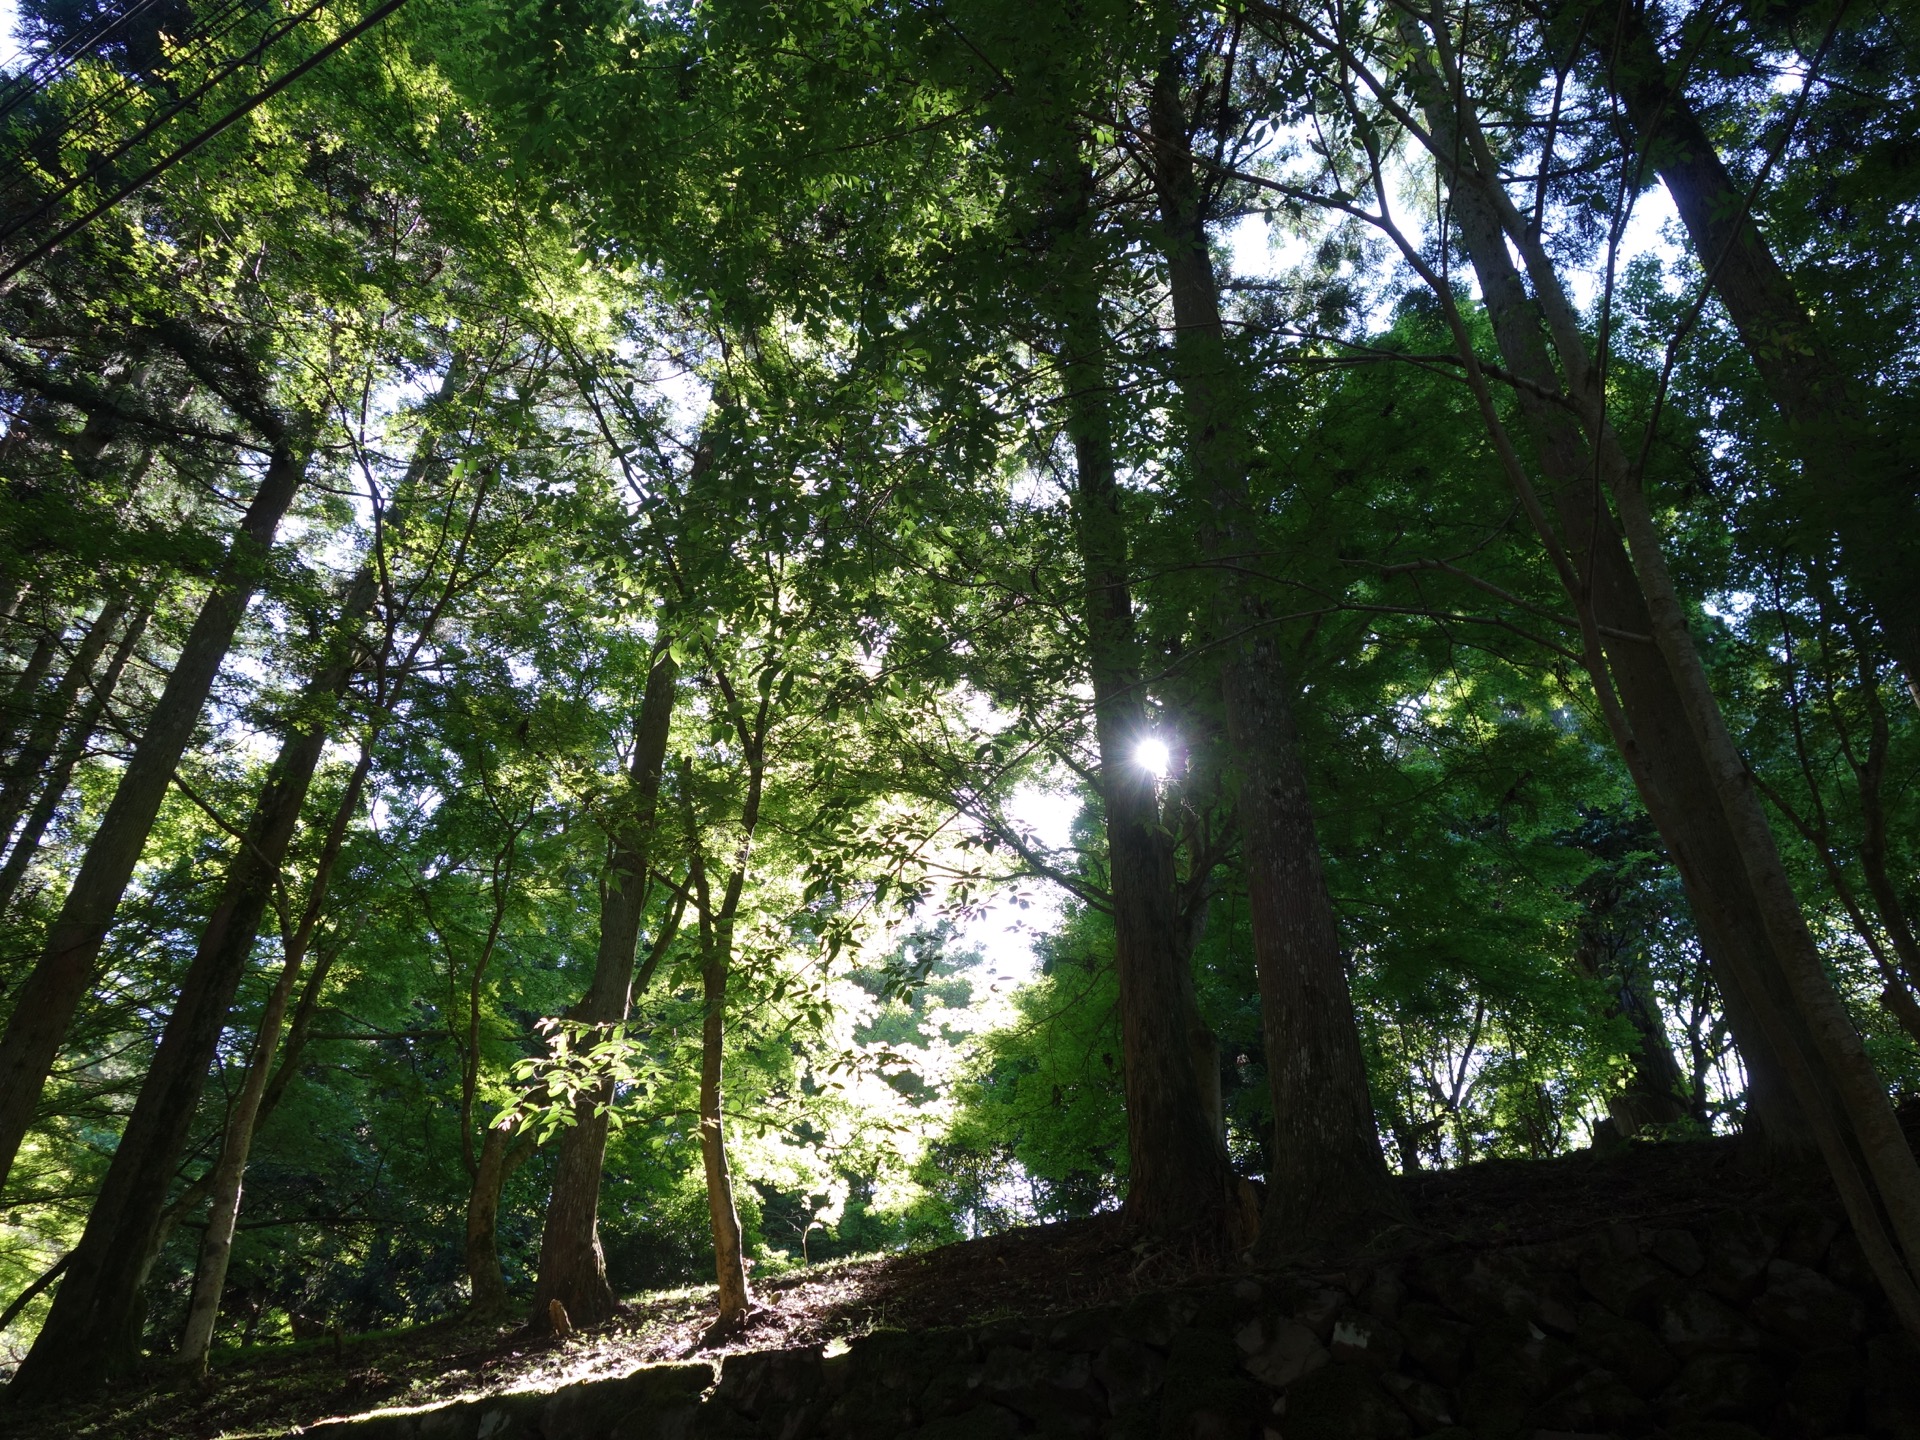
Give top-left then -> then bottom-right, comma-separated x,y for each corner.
0,1135 -> 1814,1439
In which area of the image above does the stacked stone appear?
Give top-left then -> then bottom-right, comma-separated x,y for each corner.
299,1200 -> 1920,1440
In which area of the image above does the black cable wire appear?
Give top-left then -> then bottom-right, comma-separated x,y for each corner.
0,0 -> 174,121
0,0 -> 337,247
0,0 -> 412,286
0,0 -> 310,208
0,0 -> 277,217
0,0 -> 259,128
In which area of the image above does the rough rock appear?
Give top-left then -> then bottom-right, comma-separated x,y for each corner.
1281,1363 -> 1413,1440
1783,1345 -> 1863,1436
1577,1252 -> 1673,1320
1660,1352 -> 1777,1420
1570,1302 -> 1677,1396
1647,1228 -> 1705,1279
1328,1314 -> 1404,1372
1748,1259 -> 1864,1350
1240,1319 -> 1328,1390
1697,1211 -> 1776,1305
1395,1302 -> 1473,1384
1655,1287 -> 1763,1355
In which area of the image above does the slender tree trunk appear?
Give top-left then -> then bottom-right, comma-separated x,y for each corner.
165,365 -> 482,1372
0,631 -> 59,759
527,652 -> 679,1333
1051,210 -> 1239,1245
0,604 -> 149,918
0,442 -> 305,1201
0,573 -> 26,630
1595,0 -> 1920,707
132,931 -> 351,1297
697,915 -> 751,1333
174,748 -> 373,1374
0,1253 -> 69,1334
0,599 -> 128,851
684,775 -> 753,1335
1146,72 -> 1402,1252
1399,25 -> 1920,1335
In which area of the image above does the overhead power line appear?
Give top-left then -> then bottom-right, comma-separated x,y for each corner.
0,0 -> 338,250
1,0 -> 269,157
0,0 -> 411,287
0,0 -> 177,124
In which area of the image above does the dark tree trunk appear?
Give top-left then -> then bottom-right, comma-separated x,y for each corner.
0,442 -> 305,1200
527,653 -> 679,1333
1058,261 -> 1239,1246
1146,72 -> 1402,1252
0,603 -> 148,918
10,566 -> 363,1397
1394,41 -> 1820,1160
1595,0 -> 1920,707
0,598 -> 127,851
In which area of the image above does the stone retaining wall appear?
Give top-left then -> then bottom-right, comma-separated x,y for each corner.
300,1199 -> 1920,1440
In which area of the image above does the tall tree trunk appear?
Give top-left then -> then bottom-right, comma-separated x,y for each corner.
0,441 -> 305,1200
0,598 -> 128,851
1051,198 -> 1239,1245
10,565 -> 367,1397
1146,72 -> 1403,1252
92,365 -> 482,1382
1398,24 -> 1920,1334
174,749 -> 372,1375
527,652 -> 679,1334
0,603 -> 148,918
1594,0 -> 1920,707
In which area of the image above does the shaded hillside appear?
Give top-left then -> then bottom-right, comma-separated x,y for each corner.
0,1135 -> 1874,1440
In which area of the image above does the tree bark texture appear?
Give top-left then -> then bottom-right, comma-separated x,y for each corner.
1402,29 -> 1920,1334
1573,933 -> 1690,1134
1146,73 -> 1402,1252
527,652 -> 679,1333
0,442 -> 305,1202
1595,0 -> 1920,707
0,603 -> 148,918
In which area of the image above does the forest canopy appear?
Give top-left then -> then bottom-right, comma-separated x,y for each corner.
0,0 -> 1917,1396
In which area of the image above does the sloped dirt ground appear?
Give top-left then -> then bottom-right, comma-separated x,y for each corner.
0,1135 -> 1807,1439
